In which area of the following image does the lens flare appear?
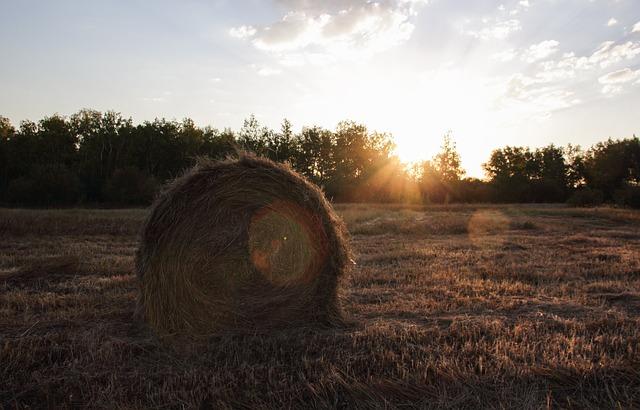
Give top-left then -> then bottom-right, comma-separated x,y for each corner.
249,200 -> 327,286
467,210 -> 510,248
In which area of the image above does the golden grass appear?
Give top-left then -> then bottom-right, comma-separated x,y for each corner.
1,204 -> 639,408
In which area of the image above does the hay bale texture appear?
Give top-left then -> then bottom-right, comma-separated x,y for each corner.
136,154 -> 350,337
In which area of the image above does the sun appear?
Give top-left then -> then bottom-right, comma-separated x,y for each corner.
370,68 -> 499,173
288,62 -> 500,177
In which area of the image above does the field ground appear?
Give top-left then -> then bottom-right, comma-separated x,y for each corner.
1,204 -> 640,408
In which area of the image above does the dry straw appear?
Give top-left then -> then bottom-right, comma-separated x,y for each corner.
136,154 -> 350,338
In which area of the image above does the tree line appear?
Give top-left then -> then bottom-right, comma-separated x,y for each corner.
0,109 -> 638,208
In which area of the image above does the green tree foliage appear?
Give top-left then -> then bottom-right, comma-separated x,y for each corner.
0,116 -> 15,198
0,110 -> 637,207
483,146 -> 534,202
433,133 -> 464,183
6,164 -> 81,206
564,144 -> 586,189
265,119 -> 298,164
416,160 -> 448,203
416,134 -> 469,204
483,145 -> 569,203
200,126 -> 236,160
530,145 -> 568,202
238,114 -> 271,156
103,167 -> 159,206
72,110 -> 133,201
582,137 -> 640,199
294,126 -> 336,188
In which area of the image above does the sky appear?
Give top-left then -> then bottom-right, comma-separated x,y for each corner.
1,0 -> 639,177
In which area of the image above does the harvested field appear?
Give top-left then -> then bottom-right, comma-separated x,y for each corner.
1,204 -> 640,408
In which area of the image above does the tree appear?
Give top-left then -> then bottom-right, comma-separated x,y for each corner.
267,119 -> 298,163
238,114 -> 271,156
0,116 -> 15,199
37,114 -> 78,168
72,109 -> 134,201
564,144 -> 586,189
484,146 -> 536,202
294,126 -> 336,190
416,133 -> 465,203
200,126 -> 236,159
530,145 -> 567,202
6,163 -> 81,206
103,167 -> 159,206
433,132 -> 464,183
416,160 -> 448,203
583,137 -> 640,199
329,121 -> 399,201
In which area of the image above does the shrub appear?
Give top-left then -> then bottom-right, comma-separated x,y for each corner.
613,185 -> 640,209
566,188 -> 604,207
103,167 -> 159,206
6,164 -> 81,206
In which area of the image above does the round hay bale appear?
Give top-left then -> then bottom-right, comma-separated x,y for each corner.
136,154 -> 350,337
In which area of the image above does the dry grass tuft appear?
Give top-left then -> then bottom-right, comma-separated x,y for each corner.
0,255 -> 80,283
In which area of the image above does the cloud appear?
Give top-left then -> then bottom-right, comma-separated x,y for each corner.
255,66 -> 282,76
499,73 -> 580,118
512,37 -> 640,101
492,40 -> 560,66
590,41 -> 640,68
142,91 -> 172,103
229,25 -> 256,39
522,40 -> 559,63
607,18 -> 618,27
142,97 -> 166,103
633,21 -> 640,33
492,49 -> 517,62
598,67 -> 640,94
466,19 -> 521,40
463,0 -> 532,41
229,0 -> 427,64
495,31 -> 640,112
537,61 -> 576,82
598,68 -> 640,84
540,40 -> 640,74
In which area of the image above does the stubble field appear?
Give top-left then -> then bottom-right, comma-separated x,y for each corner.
1,204 -> 639,409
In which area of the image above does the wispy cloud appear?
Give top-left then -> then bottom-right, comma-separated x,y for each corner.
229,25 -> 256,39
498,73 -> 581,118
466,19 -> 521,40
229,0 -> 427,65
254,66 -> 282,76
462,0 -> 533,40
496,34 -> 640,116
598,67 -> 640,94
590,41 -> 640,68
522,40 -> 559,63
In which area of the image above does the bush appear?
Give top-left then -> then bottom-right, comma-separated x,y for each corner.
6,164 -> 81,206
5,177 -> 36,205
613,185 -> 640,209
455,178 -> 492,203
529,179 -> 567,203
566,188 -> 604,207
103,167 -> 159,206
